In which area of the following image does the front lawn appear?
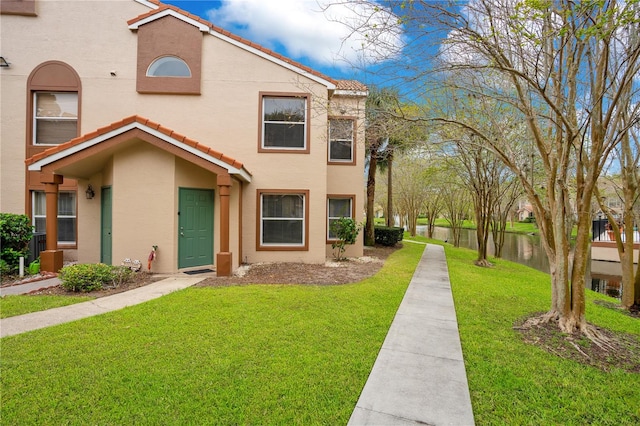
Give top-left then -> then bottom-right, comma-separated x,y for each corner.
0,243 -> 422,425
2,240 -> 639,425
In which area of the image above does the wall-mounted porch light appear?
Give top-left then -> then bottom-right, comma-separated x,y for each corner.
86,184 -> 95,199
0,57 -> 10,68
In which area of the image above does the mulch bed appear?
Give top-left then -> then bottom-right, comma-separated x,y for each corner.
515,311 -> 640,374
4,245 -> 400,297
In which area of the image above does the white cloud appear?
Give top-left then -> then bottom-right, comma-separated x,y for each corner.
207,0 -> 404,69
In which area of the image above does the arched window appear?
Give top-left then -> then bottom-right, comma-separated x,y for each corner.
146,56 -> 191,77
28,61 -> 81,145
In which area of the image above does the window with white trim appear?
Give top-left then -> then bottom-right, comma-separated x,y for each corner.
260,192 -> 306,246
33,92 -> 78,145
327,197 -> 353,240
328,119 -> 354,162
261,96 -> 307,150
33,191 -> 77,244
146,56 -> 191,77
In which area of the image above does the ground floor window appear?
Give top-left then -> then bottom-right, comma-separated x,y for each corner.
327,196 -> 354,240
258,190 -> 308,249
32,190 -> 77,244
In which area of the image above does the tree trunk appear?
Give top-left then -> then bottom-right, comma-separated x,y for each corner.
365,146 -> 378,247
386,151 -> 394,227
634,266 -> 640,308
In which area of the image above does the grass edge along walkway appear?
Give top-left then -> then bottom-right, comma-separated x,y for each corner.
0,243 -> 423,425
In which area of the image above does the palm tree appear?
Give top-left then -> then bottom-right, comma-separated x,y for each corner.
364,86 -> 402,245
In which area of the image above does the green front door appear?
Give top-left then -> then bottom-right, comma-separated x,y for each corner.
101,186 -> 112,264
178,188 -> 214,269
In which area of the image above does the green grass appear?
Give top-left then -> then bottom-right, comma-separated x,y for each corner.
404,236 -> 640,425
0,294 -> 93,318
3,240 -> 639,425
0,243 -> 422,425
415,217 -> 540,234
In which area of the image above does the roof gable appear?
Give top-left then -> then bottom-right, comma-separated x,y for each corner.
26,115 -> 252,182
128,2 -> 337,89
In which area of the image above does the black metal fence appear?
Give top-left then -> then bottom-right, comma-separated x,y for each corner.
27,233 -> 46,264
592,219 -> 640,242
592,219 -> 610,242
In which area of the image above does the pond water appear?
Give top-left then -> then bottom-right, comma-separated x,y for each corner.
417,226 -> 628,300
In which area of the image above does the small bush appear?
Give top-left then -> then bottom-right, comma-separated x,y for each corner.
0,213 -> 33,275
59,263 -> 133,292
109,266 -> 133,289
374,226 -> 404,246
330,218 -> 361,260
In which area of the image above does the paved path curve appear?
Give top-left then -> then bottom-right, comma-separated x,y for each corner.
0,277 -> 205,338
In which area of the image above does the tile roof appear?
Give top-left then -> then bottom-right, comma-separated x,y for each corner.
25,115 -> 251,179
336,80 -> 369,92
128,2 -> 339,88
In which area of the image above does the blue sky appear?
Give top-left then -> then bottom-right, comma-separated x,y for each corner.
162,0 -> 405,85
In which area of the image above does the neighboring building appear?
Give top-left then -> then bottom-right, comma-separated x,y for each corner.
0,0 -> 367,275
515,200 -> 534,222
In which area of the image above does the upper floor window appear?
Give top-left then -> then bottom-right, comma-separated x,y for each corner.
328,118 -> 355,163
146,56 -> 191,77
33,92 -> 78,145
260,94 -> 309,152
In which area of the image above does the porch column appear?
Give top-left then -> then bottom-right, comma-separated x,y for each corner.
40,173 -> 64,273
216,173 -> 232,276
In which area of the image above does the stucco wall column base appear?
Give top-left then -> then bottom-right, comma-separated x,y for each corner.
40,250 -> 64,273
216,252 -> 232,277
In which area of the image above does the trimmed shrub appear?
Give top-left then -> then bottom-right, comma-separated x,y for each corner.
374,226 -> 404,246
59,263 -> 133,292
0,213 -> 33,275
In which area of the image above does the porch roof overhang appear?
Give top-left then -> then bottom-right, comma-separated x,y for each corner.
26,115 -> 252,182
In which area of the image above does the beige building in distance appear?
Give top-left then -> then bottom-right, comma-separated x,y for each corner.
0,0 -> 367,276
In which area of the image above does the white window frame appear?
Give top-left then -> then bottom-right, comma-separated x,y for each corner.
32,190 -> 77,245
327,197 -> 354,240
328,118 -> 355,163
33,92 -> 78,145
260,95 -> 308,151
146,56 -> 191,77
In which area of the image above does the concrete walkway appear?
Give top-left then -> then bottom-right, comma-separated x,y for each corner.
0,276 -> 61,296
0,276 -> 206,338
348,243 -> 475,425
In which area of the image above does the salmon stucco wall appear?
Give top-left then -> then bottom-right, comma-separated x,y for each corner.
111,143 -> 176,273
2,0 -> 367,273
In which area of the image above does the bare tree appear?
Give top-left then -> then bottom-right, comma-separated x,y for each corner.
330,0 -> 640,336
393,150 -> 431,236
491,173 -> 522,259
422,165 -> 446,239
440,173 -> 472,248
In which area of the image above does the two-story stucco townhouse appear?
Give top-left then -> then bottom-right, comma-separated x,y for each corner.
0,0 -> 367,276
